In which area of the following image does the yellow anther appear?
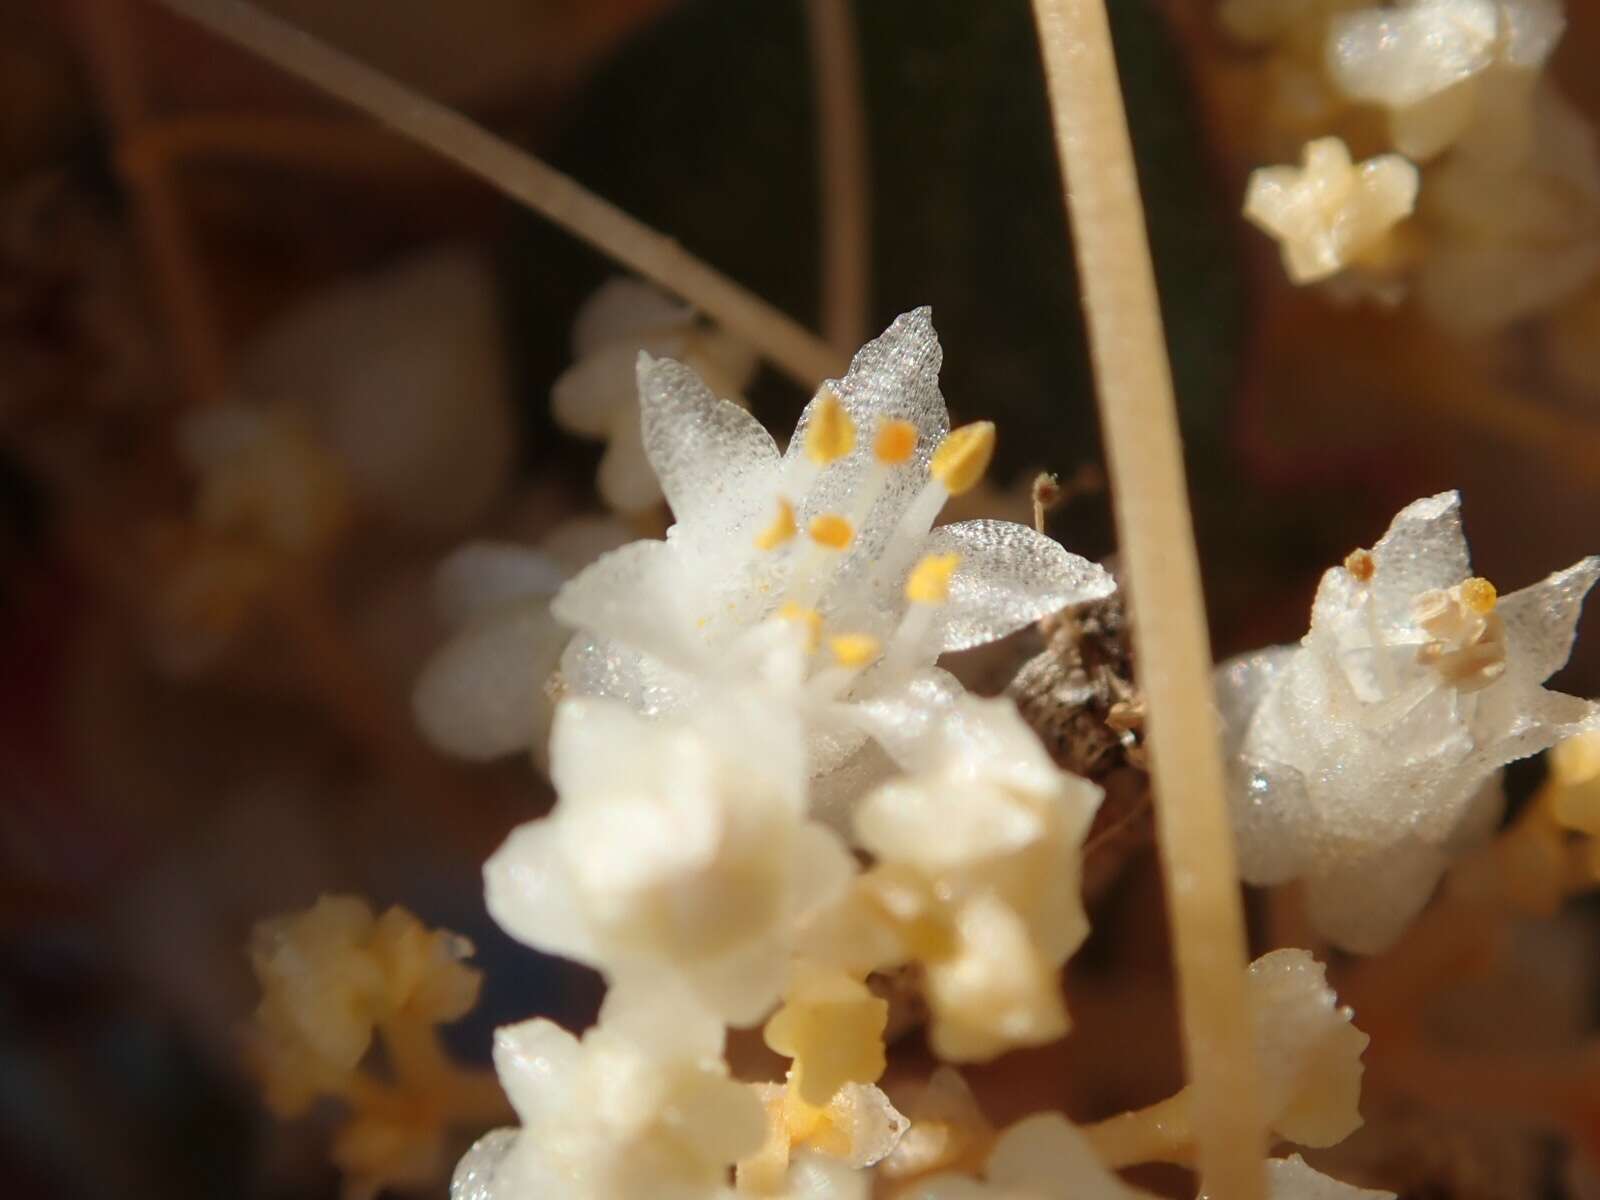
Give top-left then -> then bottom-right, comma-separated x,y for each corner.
929,421 -> 996,496
804,388 -> 856,465
874,419 -> 919,465
809,513 -> 855,550
906,553 -> 961,604
779,602 -> 823,651
755,497 -> 797,550
828,634 -> 882,668
1460,576 -> 1497,614
1344,548 -> 1375,583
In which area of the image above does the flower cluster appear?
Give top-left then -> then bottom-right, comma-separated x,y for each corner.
403,304 -> 1416,1200
1216,492 -> 1600,951
1228,0 -> 1600,331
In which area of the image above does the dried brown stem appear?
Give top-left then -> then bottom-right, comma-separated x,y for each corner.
1029,2 -> 1265,1196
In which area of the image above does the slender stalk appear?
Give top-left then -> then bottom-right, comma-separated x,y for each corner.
78,0 -> 227,405
152,0 -> 846,389
804,0 -> 872,353
1028,3 -> 1265,1197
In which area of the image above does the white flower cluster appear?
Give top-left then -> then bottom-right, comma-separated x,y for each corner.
431,299 -> 1405,1199
1230,0 -> 1600,330
1218,492 -> 1600,952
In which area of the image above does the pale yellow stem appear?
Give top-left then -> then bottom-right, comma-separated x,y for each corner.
79,0 -> 228,406
1028,3 -> 1265,1198
805,0 -> 872,353
1084,1091 -> 1195,1169
153,0 -> 846,389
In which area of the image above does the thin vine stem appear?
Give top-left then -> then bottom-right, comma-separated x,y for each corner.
152,0 -> 847,390
805,0 -> 872,354
1029,2 -> 1266,1197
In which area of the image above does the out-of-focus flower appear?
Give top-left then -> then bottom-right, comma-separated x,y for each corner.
485,697 -> 856,1025
248,895 -> 481,1115
241,246 -> 514,535
553,277 -> 759,515
1327,0 -> 1565,162
489,984 -> 767,1200
1217,492 -> 1600,952
413,516 -> 631,763
1203,1154 -> 1397,1200
909,1112 -> 1155,1199
1244,138 -> 1419,286
553,309 -> 1114,785
879,1068 -> 993,1183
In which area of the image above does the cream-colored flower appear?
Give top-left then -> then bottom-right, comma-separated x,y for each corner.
1245,138 -> 1419,285
879,1068 -> 993,1183
838,694 -> 1102,1061
486,697 -> 856,1025
738,1081 -> 908,1194
1202,1154 -> 1397,1199
553,277 -> 758,514
490,984 -> 766,1200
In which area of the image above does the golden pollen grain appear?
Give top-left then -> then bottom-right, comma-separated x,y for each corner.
809,513 -> 855,550
873,418 -> 919,464
1461,576 -> 1497,614
1344,548 -> 1375,583
779,602 -> 823,651
755,498 -> 798,550
805,388 -> 856,464
828,633 -> 882,667
905,553 -> 961,604
929,422 -> 996,495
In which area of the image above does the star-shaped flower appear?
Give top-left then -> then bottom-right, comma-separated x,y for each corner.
551,309 -> 1114,782
1217,491 -> 1600,952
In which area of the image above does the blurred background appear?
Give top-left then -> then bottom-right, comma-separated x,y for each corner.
3,1 -> 1599,1196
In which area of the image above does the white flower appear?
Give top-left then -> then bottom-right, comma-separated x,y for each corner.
1244,138 -> 1419,286
241,247 -> 514,535
485,697 -> 856,1025
553,278 -> 759,514
551,309 -> 1114,782
910,1113 -> 1154,1199
1204,1154 -> 1397,1200
1247,950 -> 1369,1148
413,517 -> 631,763
1217,491 -> 1600,952
846,694 -> 1103,1061
738,1080 -> 908,1192
486,984 -> 766,1200
1327,0 -> 1565,161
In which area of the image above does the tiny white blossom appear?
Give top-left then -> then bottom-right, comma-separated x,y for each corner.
910,1113 -> 1154,1199
553,278 -> 758,514
484,984 -> 766,1200
485,696 -> 856,1025
413,517 -> 631,763
1217,491 -> 1600,952
552,309 -> 1114,783
1327,0 -> 1565,161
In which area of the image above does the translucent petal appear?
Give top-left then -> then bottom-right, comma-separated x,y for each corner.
484,821 -> 596,963
1260,1154 -> 1396,1200
491,1017 -> 584,1127
551,540 -> 699,669
571,277 -> 692,358
433,542 -> 566,627
784,1154 -> 872,1200
1328,1 -> 1497,107
1363,491 -> 1471,627
596,411 -> 664,515
412,603 -> 566,761
1497,557 -> 1600,684
1304,838 -> 1453,954
637,353 -> 780,535
451,1128 -> 518,1200
558,633 -> 687,717
1214,646 -> 1297,762
918,521 -> 1116,653
851,668 -> 966,771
